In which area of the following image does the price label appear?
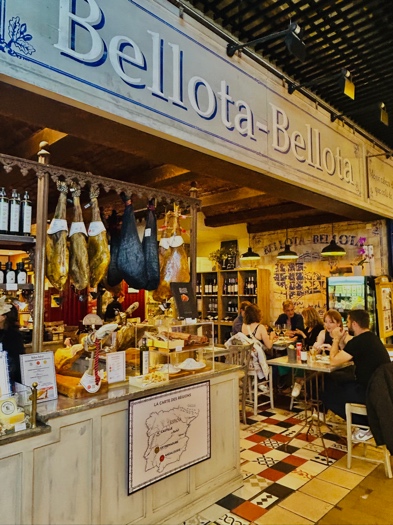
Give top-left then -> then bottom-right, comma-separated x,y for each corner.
6,283 -> 18,291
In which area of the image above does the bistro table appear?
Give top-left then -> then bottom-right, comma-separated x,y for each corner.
267,355 -> 353,463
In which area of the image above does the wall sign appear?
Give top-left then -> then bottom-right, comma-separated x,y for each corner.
0,0 -> 389,216
128,381 -> 210,494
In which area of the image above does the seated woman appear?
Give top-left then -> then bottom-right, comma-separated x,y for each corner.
315,309 -> 352,352
291,306 -> 324,397
241,304 -> 275,386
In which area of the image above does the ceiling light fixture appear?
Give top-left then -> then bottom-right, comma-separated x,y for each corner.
277,228 -> 299,261
227,21 -> 306,62
241,234 -> 261,261
331,101 -> 388,126
321,225 -> 346,257
288,68 -> 355,100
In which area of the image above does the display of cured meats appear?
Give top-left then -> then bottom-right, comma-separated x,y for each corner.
153,205 -> 190,302
45,180 -> 69,291
142,200 -> 160,291
106,210 -> 123,288
87,187 -> 110,288
117,193 -> 147,290
69,185 -> 89,290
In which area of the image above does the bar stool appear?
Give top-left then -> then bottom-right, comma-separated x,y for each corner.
246,366 -> 274,415
227,343 -> 253,424
345,402 -> 392,478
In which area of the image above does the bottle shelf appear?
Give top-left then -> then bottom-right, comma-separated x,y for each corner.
0,283 -> 34,290
0,234 -> 35,249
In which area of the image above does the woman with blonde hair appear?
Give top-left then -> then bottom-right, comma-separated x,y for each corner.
295,307 -> 324,348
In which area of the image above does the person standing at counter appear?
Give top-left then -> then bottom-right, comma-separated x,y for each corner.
104,293 -> 124,322
275,300 -> 304,341
232,300 -> 252,335
0,297 -> 25,384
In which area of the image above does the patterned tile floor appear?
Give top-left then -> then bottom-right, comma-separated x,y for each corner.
185,404 -> 382,525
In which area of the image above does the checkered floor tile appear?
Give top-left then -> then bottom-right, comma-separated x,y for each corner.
184,403 -> 356,525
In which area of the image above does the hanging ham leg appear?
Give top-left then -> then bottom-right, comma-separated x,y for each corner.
45,180 -> 69,291
143,200 -> 160,291
69,185 -> 89,290
153,206 -> 190,302
88,187 -> 110,288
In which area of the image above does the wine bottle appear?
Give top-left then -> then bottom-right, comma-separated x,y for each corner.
0,187 -> 9,234
139,337 -> 149,375
0,263 -> 4,284
5,261 -> 15,284
9,190 -> 20,234
16,261 -> 27,285
20,191 -> 32,236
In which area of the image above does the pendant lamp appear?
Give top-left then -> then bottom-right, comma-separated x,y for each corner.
277,227 -> 299,260
321,225 -> 346,257
240,234 -> 260,261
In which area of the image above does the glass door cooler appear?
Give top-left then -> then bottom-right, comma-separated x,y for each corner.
326,276 -> 377,333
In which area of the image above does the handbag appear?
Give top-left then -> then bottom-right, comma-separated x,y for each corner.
247,326 -> 270,380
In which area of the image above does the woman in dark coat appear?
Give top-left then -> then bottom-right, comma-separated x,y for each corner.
0,299 -> 25,384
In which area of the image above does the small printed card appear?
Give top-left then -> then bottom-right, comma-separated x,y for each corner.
20,352 -> 58,402
106,352 -> 126,384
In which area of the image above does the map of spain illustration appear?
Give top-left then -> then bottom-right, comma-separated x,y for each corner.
144,406 -> 199,473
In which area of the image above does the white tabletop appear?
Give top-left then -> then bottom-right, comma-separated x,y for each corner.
267,355 -> 354,374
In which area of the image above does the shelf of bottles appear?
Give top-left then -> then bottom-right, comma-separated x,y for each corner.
196,268 -> 270,344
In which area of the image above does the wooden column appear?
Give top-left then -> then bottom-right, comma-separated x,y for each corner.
32,142 -> 50,352
189,181 -> 198,291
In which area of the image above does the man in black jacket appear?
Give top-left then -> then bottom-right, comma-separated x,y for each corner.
323,309 -> 390,437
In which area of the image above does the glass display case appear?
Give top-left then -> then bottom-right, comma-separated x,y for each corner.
129,321 -> 216,388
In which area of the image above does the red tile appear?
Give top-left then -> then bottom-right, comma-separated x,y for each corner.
283,455 -> 308,467
250,443 -> 273,454
232,501 -> 267,521
260,467 -> 287,481
296,433 -> 317,442
326,447 -> 347,460
285,417 -> 303,424
245,434 -> 264,443
272,433 -> 291,443
262,417 -> 280,424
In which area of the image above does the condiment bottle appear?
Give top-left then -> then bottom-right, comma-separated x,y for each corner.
5,261 -> 15,284
139,337 -> 149,375
20,191 -> 32,236
16,261 -> 27,285
0,187 -> 9,234
9,189 -> 20,234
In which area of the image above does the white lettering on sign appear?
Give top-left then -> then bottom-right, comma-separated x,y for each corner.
270,104 -> 354,183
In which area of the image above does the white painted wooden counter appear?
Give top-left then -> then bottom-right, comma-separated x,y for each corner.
0,363 -> 243,525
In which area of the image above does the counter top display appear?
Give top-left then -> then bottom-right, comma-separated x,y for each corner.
36,360 -> 238,423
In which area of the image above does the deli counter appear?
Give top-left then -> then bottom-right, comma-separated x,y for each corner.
0,321 -> 243,525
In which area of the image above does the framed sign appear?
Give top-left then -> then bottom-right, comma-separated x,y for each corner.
220,240 -> 238,270
20,352 -> 58,402
128,381 -> 210,494
170,282 -> 198,319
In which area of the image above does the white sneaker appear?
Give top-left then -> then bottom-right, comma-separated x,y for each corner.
258,384 -> 270,394
352,428 -> 373,442
291,382 -> 302,397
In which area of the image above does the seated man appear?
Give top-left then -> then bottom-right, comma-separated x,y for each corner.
323,309 -> 390,439
275,299 -> 304,342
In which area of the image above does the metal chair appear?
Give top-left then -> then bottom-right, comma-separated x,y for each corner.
226,343 -> 253,424
345,402 -> 392,478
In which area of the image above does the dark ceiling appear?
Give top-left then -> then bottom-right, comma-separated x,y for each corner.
179,0 -> 393,152
0,0 -> 391,234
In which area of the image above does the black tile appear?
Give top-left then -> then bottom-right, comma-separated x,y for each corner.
323,432 -> 344,443
276,421 -> 294,428
256,429 -> 276,438
260,410 -> 276,417
264,482 -> 294,499
277,443 -> 299,454
216,493 -> 245,511
270,461 -> 297,474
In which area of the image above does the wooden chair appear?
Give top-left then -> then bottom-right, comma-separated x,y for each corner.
247,366 -> 274,416
345,402 -> 392,478
226,343 -> 253,424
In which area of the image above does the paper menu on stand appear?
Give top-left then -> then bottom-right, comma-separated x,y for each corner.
106,351 -> 126,384
20,352 -> 58,402
0,351 -> 11,398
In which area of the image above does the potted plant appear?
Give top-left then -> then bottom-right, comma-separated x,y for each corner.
208,246 -> 239,270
